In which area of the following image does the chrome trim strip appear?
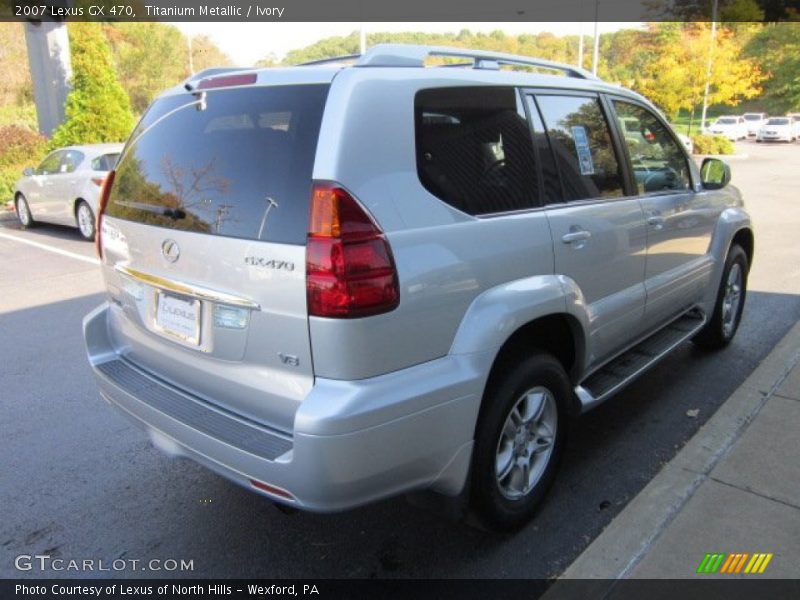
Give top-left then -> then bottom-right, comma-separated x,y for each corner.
114,264 -> 261,310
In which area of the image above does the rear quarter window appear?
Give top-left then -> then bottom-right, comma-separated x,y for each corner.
415,86 -> 540,215
106,84 -> 329,244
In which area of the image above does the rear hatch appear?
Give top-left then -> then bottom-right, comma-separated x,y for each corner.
99,81 -> 329,433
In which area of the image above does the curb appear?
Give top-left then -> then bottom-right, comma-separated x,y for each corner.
553,320 -> 800,582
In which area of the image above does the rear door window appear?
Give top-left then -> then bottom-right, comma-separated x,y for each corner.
106,84 -> 329,244
535,95 -> 625,201
92,153 -> 119,171
415,86 -> 540,215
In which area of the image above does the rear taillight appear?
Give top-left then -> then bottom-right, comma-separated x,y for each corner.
91,176 -> 106,187
95,169 -> 115,258
306,184 -> 400,318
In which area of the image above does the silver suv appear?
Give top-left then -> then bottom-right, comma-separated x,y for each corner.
84,45 -> 753,530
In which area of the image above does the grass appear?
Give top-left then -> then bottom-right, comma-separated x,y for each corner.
0,103 -> 38,130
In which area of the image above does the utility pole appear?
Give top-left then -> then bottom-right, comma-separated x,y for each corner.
591,0 -> 600,76
578,21 -> 584,69
24,21 -> 72,137
700,0 -> 719,132
359,25 -> 366,55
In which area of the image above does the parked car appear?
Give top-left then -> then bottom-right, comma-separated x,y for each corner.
756,117 -> 796,143
83,45 -> 753,531
707,116 -> 748,141
742,112 -> 768,136
14,143 -> 123,240
787,113 -> 800,138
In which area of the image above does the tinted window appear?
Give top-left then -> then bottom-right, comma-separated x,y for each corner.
62,150 -> 84,173
107,85 -> 329,244
613,101 -> 691,194
92,153 -> 119,171
536,95 -> 625,201
717,118 -> 737,124
766,118 -> 790,125
37,151 -> 63,175
415,87 -> 539,215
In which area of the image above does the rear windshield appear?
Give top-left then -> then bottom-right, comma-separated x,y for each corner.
107,84 -> 329,244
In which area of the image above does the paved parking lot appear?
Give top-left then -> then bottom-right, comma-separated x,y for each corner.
1,139 -> 799,579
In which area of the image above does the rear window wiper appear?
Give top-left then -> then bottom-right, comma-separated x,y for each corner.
114,200 -> 187,220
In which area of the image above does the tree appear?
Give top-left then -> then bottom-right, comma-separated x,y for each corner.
104,23 -> 188,114
49,22 -> 135,148
190,35 -> 233,72
635,23 -> 764,122
744,23 -> 800,112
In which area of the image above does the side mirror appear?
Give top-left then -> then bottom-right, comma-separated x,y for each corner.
701,158 -> 731,190
22,167 -> 34,177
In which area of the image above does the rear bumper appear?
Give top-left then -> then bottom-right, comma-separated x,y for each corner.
83,303 -> 488,511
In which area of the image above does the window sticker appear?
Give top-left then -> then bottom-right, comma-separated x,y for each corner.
571,125 -> 595,176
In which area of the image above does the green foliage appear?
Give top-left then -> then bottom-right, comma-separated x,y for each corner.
691,134 -> 735,155
104,23 -> 189,115
49,22 -> 135,149
744,23 -> 800,113
0,125 -> 47,201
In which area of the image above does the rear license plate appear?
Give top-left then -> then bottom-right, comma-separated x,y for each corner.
155,291 -> 201,345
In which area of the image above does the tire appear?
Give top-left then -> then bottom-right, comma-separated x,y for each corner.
470,353 -> 569,531
693,245 -> 748,350
75,200 -> 96,241
15,194 -> 36,229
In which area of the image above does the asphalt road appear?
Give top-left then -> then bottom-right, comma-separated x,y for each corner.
1,140 -> 799,580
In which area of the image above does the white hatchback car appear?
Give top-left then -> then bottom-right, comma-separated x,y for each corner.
14,143 -> 123,240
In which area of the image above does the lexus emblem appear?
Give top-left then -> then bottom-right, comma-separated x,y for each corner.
161,239 -> 180,263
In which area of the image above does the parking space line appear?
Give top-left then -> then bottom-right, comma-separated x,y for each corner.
0,232 -> 100,266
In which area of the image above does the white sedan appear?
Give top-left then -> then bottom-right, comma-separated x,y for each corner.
756,117 -> 797,143
706,116 -> 748,141
14,143 -> 122,240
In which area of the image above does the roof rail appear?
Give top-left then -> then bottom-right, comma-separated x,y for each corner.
298,54 -> 361,66
356,44 -> 598,79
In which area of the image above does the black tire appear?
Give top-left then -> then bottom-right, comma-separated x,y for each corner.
470,353 -> 569,531
693,244 -> 748,350
75,200 -> 96,241
15,194 -> 36,229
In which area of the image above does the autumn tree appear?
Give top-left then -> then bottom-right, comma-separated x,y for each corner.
49,22 -> 135,148
635,23 -> 764,125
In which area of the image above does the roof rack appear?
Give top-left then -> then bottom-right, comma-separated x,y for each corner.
297,54 -> 361,66
355,44 -> 598,79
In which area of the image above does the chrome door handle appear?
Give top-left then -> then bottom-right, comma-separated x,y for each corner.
647,215 -> 666,229
561,230 -> 592,244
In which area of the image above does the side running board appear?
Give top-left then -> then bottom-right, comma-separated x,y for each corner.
575,311 -> 707,413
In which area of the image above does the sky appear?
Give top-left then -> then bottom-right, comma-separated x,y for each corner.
171,22 -> 639,66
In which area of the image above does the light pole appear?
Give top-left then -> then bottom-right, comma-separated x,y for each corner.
592,0 -> 600,76
700,0 -> 719,132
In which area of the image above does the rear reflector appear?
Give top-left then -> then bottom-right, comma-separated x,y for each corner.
95,170 -> 115,258
306,184 -> 400,318
249,479 -> 294,500
197,72 -> 258,89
